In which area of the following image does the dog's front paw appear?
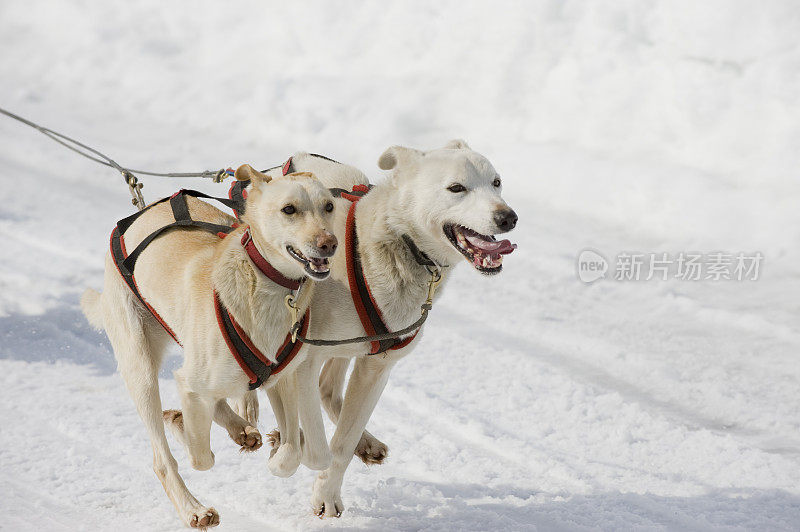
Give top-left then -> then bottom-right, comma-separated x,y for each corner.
355,431 -> 388,465
312,475 -> 344,518
233,426 -> 262,453
268,443 -> 301,477
186,506 -> 219,529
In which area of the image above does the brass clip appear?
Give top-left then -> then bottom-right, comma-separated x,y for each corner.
424,269 -> 443,313
123,171 -> 146,210
284,294 -> 299,342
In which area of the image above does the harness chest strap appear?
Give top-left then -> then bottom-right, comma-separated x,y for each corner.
110,189 -> 307,388
343,185 -> 420,355
214,291 -> 309,390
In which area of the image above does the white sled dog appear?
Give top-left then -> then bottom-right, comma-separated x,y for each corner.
81,166 -> 338,528
227,141 -> 518,517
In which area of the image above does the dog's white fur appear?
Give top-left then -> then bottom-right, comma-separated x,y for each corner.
81,167 -> 338,528
226,142 -> 517,517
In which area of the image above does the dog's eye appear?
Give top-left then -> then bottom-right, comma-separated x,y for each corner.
447,183 -> 466,193
282,205 -> 296,215
492,177 -> 501,187
325,202 -> 334,213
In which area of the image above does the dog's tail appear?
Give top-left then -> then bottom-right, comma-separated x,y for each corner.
80,288 -> 105,330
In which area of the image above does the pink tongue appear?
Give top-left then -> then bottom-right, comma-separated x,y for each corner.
465,234 -> 517,255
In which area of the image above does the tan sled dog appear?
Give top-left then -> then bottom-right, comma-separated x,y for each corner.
224,142 -> 518,517
81,166 -> 337,528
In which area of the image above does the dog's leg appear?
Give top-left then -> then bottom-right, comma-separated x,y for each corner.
296,357 -> 332,470
106,299 -> 218,528
265,374 -> 302,477
312,355 -> 395,518
265,381 -> 305,458
163,408 -> 189,448
266,381 -> 288,452
320,358 -> 389,465
269,356 -> 334,471
231,390 -> 259,427
319,358 -> 348,422
174,371 -> 215,472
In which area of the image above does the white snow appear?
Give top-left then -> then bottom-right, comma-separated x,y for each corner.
2,1 -> 800,530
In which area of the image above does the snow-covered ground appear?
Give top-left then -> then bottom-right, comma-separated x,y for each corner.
2,1 -> 799,530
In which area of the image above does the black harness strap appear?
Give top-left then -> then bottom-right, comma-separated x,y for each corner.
120,192 -> 234,275
308,153 -> 341,164
229,180 -> 249,220
400,234 -> 437,268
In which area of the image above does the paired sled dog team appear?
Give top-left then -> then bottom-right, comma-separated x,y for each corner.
81,139 -> 518,528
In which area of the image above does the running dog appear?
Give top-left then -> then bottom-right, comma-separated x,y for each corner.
226,141 -> 518,517
81,166 -> 338,528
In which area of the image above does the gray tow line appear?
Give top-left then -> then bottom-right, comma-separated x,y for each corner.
0,106 -> 233,210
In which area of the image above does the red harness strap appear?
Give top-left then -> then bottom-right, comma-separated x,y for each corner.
342,186 -> 419,355
110,228 -> 182,345
282,156 -> 295,175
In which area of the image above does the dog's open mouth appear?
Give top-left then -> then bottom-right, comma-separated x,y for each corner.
286,246 -> 330,280
443,224 -> 517,274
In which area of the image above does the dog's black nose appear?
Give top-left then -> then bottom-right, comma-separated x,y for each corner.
493,208 -> 518,232
316,233 -> 338,257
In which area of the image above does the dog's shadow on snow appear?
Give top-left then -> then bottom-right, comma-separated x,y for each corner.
339,481 -> 800,531
0,298 -> 181,377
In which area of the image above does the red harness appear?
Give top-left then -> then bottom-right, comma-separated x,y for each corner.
110,189 -> 307,390
342,185 -> 419,354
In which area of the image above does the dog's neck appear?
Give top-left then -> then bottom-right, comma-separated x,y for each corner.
352,187 -> 452,329
212,227 -> 310,359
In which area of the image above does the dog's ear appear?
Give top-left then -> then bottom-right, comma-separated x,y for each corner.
378,145 -> 422,170
444,139 -> 470,150
234,164 -> 271,184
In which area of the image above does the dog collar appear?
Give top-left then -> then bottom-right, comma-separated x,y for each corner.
241,228 -> 302,291
400,234 -> 438,268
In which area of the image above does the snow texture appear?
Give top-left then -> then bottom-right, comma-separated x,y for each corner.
1,1 -> 799,530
